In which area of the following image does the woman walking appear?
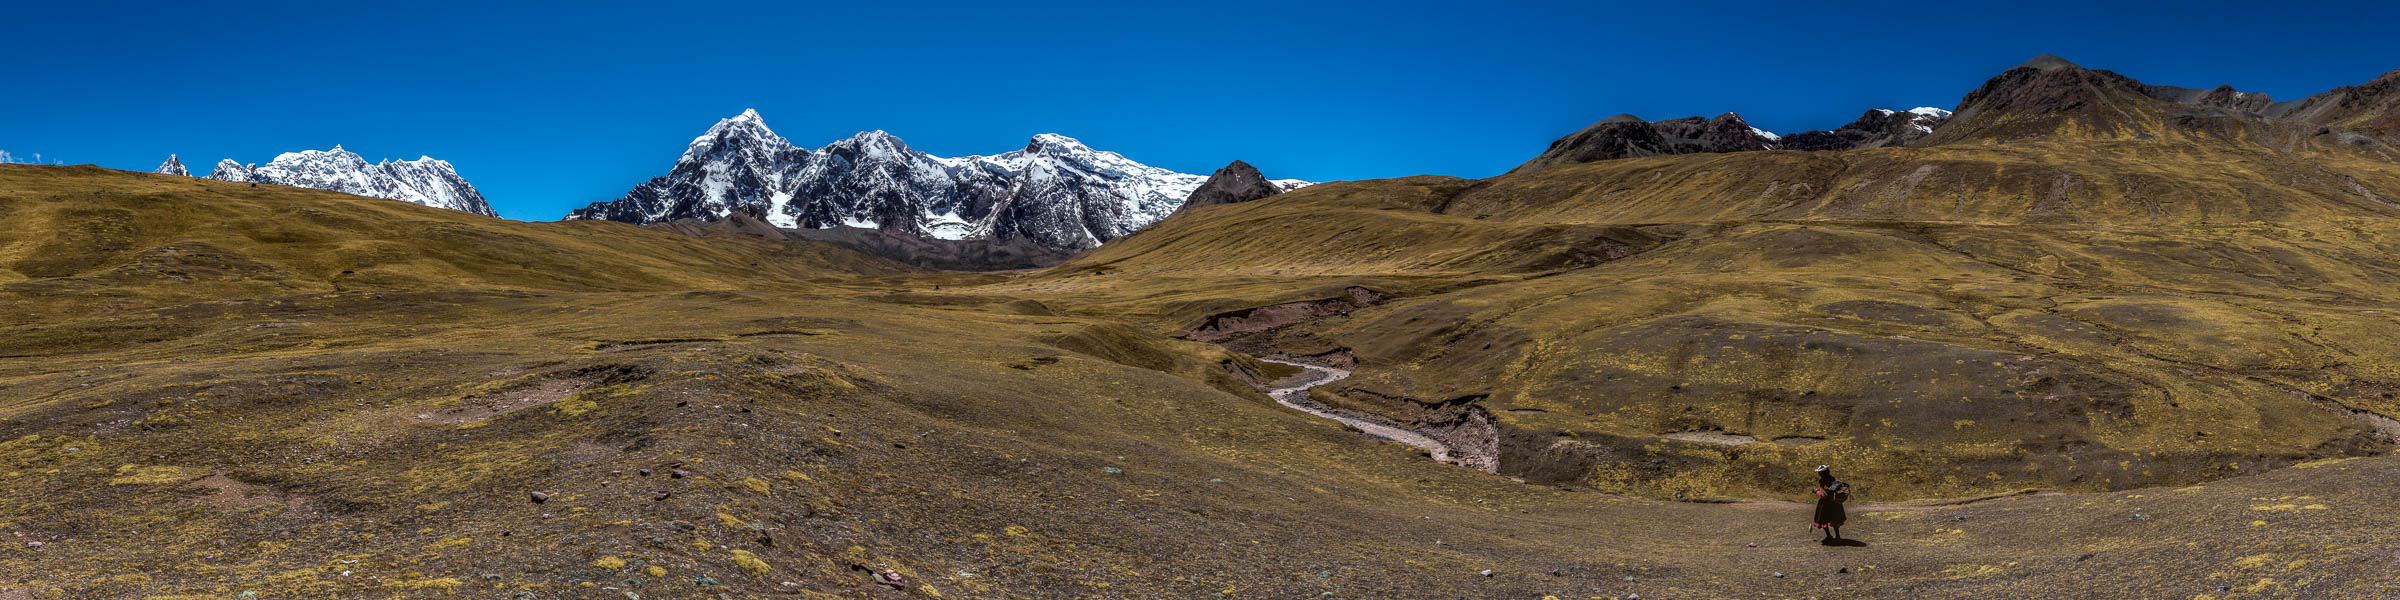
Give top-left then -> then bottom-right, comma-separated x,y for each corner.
1812,465 -> 1850,543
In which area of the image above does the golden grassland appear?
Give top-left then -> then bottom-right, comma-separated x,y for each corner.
1,162 -> 2398,598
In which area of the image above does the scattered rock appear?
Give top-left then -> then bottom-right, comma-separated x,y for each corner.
671,470 -> 690,479
1479,569 -> 1494,577
1838,567 -> 1850,574
639,469 -> 652,477
694,577 -> 717,586
873,570 -> 906,589
1772,572 -> 1785,578
653,491 -> 673,501
529,491 -> 550,504
1101,467 -> 1124,475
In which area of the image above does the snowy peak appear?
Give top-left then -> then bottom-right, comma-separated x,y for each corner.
154,155 -> 188,177
1022,133 -> 1092,156
567,110 -> 1301,252
205,159 -> 257,182
195,147 -> 495,216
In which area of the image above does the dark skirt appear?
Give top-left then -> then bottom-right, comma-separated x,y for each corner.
1813,499 -> 1845,527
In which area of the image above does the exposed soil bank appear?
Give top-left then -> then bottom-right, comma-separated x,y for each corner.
1185,287 -> 1384,343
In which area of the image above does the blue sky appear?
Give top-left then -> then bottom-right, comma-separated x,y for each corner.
5,0 -> 2398,220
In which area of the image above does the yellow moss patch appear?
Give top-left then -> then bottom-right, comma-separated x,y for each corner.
594,556 -> 626,570
552,397 -> 599,417
739,477 -> 772,494
780,470 -> 813,482
107,464 -> 193,485
717,512 -> 746,528
2291,457 -> 2359,469
731,549 -> 772,576
390,577 -> 465,590
647,565 -> 667,578
427,535 -> 472,550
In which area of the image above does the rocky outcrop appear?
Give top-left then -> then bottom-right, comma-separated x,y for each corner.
1180,160 -> 1289,209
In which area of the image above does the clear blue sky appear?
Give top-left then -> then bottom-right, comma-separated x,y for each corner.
6,0 -> 2397,220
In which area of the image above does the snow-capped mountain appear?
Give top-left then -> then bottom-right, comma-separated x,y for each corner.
154,154 -> 188,176
191,146 -> 496,217
1777,107 -> 1953,151
566,109 -> 1281,250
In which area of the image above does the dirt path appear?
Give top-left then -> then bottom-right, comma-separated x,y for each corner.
1259,358 -> 1472,467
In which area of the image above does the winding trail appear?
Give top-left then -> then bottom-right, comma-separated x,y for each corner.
1259,358 -> 1468,466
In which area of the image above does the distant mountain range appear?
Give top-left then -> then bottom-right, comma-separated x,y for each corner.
564,109 -> 1306,251
1513,54 -> 2398,174
1512,107 -> 1952,172
154,147 -> 495,217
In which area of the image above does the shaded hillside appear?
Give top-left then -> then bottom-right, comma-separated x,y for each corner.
648,207 -> 1076,271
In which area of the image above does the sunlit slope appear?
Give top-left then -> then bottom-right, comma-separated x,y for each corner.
1283,219 -> 2400,499
988,110 -> 2400,501
1005,176 -> 1675,326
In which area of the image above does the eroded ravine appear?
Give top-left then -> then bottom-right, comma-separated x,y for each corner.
1258,358 -> 1495,472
